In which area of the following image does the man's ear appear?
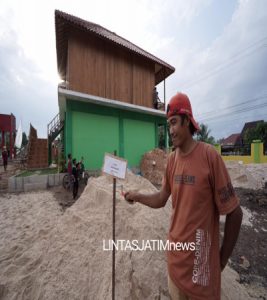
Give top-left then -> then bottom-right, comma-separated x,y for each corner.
185,115 -> 190,127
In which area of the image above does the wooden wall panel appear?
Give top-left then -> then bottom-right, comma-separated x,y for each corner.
133,57 -> 154,108
67,30 -> 155,108
105,46 -> 132,104
68,31 -> 106,97
132,61 -> 143,106
105,48 -> 116,100
114,47 -> 132,104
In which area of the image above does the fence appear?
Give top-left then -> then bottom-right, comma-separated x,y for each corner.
214,141 -> 267,164
221,144 -> 251,156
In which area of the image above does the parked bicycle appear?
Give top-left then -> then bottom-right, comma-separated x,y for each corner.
62,170 -> 89,190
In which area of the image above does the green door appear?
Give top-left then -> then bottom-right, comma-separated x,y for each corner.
123,118 -> 155,167
72,111 -> 119,169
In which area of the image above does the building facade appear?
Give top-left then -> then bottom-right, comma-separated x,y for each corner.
54,10 -> 175,170
0,113 -> 16,158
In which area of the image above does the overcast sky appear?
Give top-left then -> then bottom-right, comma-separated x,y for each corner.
0,0 -> 267,140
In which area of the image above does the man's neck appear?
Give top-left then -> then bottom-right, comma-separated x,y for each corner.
178,136 -> 197,156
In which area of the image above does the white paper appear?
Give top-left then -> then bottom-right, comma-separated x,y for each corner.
102,153 -> 127,179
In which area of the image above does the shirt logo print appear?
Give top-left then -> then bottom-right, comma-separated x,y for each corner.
218,182 -> 235,203
174,174 -> 195,185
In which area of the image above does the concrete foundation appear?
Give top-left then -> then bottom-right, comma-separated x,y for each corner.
8,173 -> 66,193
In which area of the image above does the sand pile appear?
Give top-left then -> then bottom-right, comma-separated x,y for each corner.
245,163 -> 267,188
140,148 -> 168,185
0,191 -> 62,299
0,172 -> 253,299
0,173 -> 171,299
224,161 -> 265,189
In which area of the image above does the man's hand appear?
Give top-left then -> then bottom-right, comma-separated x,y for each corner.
124,191 -> 138,205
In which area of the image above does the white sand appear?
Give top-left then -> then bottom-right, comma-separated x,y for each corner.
225,161 -> 267,190
0,172 -> 254,299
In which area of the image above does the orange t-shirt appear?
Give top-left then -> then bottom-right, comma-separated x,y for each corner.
163,142 -> 239,300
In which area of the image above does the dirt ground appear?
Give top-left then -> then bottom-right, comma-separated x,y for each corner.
224,187 -> 267,298
51,183 -> 87,211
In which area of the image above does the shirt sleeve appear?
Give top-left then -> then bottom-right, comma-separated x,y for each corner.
208,146 -> 240,215
161,152 -> 173,194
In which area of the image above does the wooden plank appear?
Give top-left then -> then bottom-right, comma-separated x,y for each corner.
68,30 -> 106,97
67,29 -> 155,108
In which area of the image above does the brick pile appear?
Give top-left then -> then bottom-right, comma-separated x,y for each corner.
27,124 -> 48,169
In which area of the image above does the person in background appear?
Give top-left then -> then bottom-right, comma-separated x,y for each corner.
2,146 -> 8,171
72,159 -> 80,199
153,87 -> 160,109
67,153 -> 72,190
80,156 -> 85,178
124,92 -> 243,300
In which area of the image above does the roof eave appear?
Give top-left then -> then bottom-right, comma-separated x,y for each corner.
58,88 -> 167,120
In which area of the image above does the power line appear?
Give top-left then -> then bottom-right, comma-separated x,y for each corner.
203,113 -> 267,139
198,102 -> 267,122
195,94 -> 267,118
203,111 -> 267,126
179,37 -> 267,90
182,44 -> 267,89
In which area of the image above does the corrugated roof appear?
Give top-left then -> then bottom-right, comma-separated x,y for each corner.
55,10 -> 175,84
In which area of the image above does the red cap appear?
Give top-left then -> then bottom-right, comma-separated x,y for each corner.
166,92 -> 200,131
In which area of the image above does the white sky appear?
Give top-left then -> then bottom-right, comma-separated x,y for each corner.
0,0 -> 267,140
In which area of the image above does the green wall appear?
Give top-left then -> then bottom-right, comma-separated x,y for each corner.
72,111 -> 119,169
124,119 -> 155,167
64,99 -> 166,170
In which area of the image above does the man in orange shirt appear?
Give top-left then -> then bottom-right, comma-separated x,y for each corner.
124,92 -> 243,300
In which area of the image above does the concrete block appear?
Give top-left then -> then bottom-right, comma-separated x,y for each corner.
8,176 -> 24,193
49,174 -> 59,186
27,175 -> 48,185
8,173 -> 67,193
15,177 -> 24,192
47,173 -> 63,187
24,182 -> 47,192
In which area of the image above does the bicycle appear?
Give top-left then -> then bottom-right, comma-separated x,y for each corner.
62,170 -> 89,190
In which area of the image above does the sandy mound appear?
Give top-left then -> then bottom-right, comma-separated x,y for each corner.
0,191 -> 62,299
0,173 -> 171,299
0,172 -> 254,299
140,148 -> 167,185
245,163 -> 267,188
224,161 -> 264,189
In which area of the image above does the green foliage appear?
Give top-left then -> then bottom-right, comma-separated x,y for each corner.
16,168 -> 58,177
196,123 -> 215,144
244,122 -> 267,144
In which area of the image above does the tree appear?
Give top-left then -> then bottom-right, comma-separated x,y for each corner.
244,122 -> 267,144
22,132 -> 28,146
196,123 -> 215,144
